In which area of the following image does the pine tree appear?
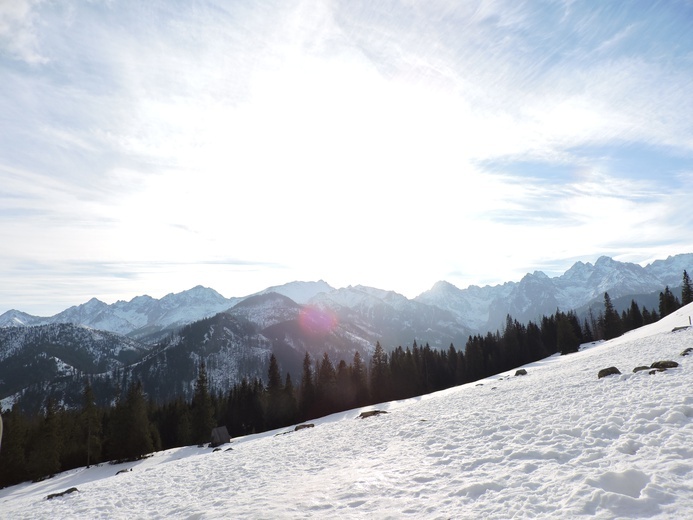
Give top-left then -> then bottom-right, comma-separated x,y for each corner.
628,300 -> 644,330
581,318 -> 594,343
281,373 -> 298,426
174,397 -> 192,446
335,359 -> 352,410
81,380 -> 102,467
316,352 -> 337,416
27,398 -> 63,480
370,341 -> 391,403
124,380 -> 154,460
682,270 -> 693,306
265,354 -> 283,429
299,352 -> 316,420
191,361 -> 215,445
0,406 -> 30,487
659,286 -> 680,317
603,292 -> 622,340
557,313 -> 580,355
351,351 -> 369,407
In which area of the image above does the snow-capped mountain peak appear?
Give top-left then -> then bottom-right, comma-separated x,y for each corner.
255,280 -> 334,304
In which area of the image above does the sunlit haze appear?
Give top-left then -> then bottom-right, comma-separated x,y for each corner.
1,1 -> 692,316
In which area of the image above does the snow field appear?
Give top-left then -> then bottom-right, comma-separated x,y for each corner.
1,306 -> 692,519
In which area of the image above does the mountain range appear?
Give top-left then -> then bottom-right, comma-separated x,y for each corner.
1,253 -> 691,412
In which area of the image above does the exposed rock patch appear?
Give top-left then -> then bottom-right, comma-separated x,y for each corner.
650,360 -> 679,370
46,487 -> 78,500
295,423 -> 314,431
359,410 -> 388,419
515,369 -> 528,376
598,367 -> 621,379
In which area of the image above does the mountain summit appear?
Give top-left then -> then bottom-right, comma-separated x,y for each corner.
417,253 -> 693,332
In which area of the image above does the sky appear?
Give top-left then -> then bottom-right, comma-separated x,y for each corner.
1,0 -> 693,316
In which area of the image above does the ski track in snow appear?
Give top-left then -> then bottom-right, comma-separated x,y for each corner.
2,308 -> 693,519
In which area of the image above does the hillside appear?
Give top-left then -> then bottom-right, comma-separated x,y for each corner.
2,305 -> 691,519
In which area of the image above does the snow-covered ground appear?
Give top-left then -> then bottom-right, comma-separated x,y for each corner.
2,305 -> 693,519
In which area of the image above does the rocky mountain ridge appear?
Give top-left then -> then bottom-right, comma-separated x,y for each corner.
417,254 -> 693,331
1,254 -> 691,412
4,254 -> 691,338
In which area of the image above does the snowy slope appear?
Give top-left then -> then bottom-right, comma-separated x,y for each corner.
2,305 -> 692,518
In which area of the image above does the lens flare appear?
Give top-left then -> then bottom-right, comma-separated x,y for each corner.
298,305 -> 338,336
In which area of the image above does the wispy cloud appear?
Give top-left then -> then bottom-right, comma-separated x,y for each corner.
0,0 -> 46,63
1,0 -> 692,313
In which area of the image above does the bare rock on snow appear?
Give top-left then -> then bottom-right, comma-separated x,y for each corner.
650,360 -> 679,370
598,367 -> 621,379
681,348 -> 693,357
295,423 -> 314,431
359,410 -> 388,419
515,369 -> 528,376
46,487 -> 78,500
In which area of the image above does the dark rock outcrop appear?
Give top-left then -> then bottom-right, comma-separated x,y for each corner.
515,369 -> 528,376
598,367 -> 621,379
650,360 -> 679,370
633,366 -> 650,373
359,410 -> 388,419
46,487 -> 78,500
295,423 -> 314,431
681,348 -> 693,357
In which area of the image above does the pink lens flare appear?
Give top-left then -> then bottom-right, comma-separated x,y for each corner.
298,305 -> 338,336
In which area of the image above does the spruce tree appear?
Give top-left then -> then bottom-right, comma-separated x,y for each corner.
27,398 -> 63,480
682,270 -> 693,306
299,352 -> 316,420
351,351 -> 369,407
266,354 -> 283,429
370,341 -> 391,403
124,380 -> 154,460
0,406 -> 30,487
316,352 -> 337,416
191,361 -> 215,445
335,359 -> 352,410
81,380 -> 102,467
603,292 -> 622,340
628,300 -> 644,330
659,286 -> 680,317
281,373 -> 298,426
557,313 -> 580,355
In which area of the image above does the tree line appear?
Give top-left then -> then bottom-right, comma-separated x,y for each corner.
2,271 -> 691,488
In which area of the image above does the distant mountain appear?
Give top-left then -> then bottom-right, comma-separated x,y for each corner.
0,310 -> 40,328
5,254 -> 689,341
309,285 -> 471,350
255,280 -> 334,304
417,254 -> 693,332
128,286 -> 471,403
2,253 -> 692,413
0,286 -> 242,341
0,323 -> 150,410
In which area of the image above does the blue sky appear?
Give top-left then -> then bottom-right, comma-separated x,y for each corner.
1,0 -> 692,316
